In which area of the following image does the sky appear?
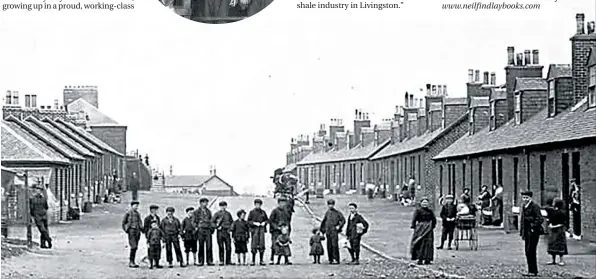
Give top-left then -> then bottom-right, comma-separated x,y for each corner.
0,0 -> 594,195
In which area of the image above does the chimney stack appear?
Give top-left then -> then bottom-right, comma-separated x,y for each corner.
5,91 -> 11,105
426,84 -> 431,95
474,70 -> 480,82
588,21 -> 595,34
490,72 -> 496,85
468,69 -> 474,82
576,13 -> 585,34
507,46 -> 515,65
524,50 -> 531,65
516,53 -> 524,66
31,95 -> 37,108
532,50 -> 539,64
483,71 -> 489,84
431,85 -> 437,96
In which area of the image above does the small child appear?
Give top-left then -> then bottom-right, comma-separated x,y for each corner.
309,228 -> 325,264
275,225 -> 292,265
181,207 -> 198,266
147,220 -> 165,269
437,195 -> 457,250
231,209 -> 250,265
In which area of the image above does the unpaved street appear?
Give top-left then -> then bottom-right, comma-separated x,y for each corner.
1,192 -> 443,279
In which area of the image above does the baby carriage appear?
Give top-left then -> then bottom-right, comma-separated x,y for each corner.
454,214 -> 478,250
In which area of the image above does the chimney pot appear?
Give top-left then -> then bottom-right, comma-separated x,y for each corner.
531,50 -> 539,65
468,69 -> 474,83
404,92 -> 409,108
426,84 -> 431,95
588,21 -> 595,34
5,90 -> 11,105
31,95 -> 37,108
577,13 -> 585,35
409,94 -> 414,107
437,85 -> 442,95
432,85 -> 437,96
483,71 -> 489,84
507,46 -> 515,65
490,72 -> 496,85
516,53 -> 524,66
474,70 -> 480,82
443,85 -> 447,96
524,50 -> 531,65
12,91 -> 19,105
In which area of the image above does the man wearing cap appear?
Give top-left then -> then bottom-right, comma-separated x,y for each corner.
29,185 -> 52,249
268,198 -> 292,264
122,201 -> 143,268
319,199 -> 345,264
247,198 -> 268,265
193,198 -> 214,266
437,195 -> 457,250
143,205 -> 161,235
212,201 -> 234,265
520,190 -> 544,277
161,207 -> 185,267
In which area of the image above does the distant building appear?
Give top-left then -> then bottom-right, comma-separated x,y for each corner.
153,167 -> 237,196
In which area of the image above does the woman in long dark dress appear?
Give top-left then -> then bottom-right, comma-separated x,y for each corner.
410,198 -> 437,265
546,198 -> 568,266
478,185 -> 492,225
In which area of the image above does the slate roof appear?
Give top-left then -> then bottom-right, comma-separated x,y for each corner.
515,77 -> 547,92
9,117 -> 85,160
588,47 -> 596,67
54,119 -> 123,156
2,120 -> 71,163
547,64 -> 572,79
470,97 -> 490,108
24,117 -> 95,157
43,118 -> 103,155
163,175 -> 211,187
297,140 -> 391,165
434,97 -> 596,160
371,113 -> 469,160
1,121 -> 69,164
67,98 -> 124,126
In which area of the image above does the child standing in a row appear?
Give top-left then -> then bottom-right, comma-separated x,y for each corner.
309,228 -> 325,264
231,209 -> 250,265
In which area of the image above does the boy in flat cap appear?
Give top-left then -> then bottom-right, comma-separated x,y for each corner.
122,201 -> 143,268
181,207 -> 198,266
520,190 -> 544,277
437,195 -> 457,250
212,201 -> 234,265
147,220 -> 164,269
231,209 -> 250,265
269,198 -> 292,264
193,197 -> 214,266
319,199 -> 345,264
346,202 -> 368,265
143,205 -> 161,235
161,207 -> 184,267
247,198 -> 268,265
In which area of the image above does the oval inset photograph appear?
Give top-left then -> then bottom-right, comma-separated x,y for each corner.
159,0 -> 274,24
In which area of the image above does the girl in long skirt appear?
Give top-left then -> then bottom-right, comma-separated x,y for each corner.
410,198 -> 437,265
547,198 -> 568,266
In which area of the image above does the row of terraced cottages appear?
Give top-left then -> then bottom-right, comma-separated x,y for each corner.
289,14 -> 596,241
1,105 -> 125,223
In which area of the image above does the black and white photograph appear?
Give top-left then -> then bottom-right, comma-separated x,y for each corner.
1,0 -> 595,278
158,0 -> 274,24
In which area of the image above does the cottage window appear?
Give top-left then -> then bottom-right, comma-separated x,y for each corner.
589,66 -> 596,107
333,165 -> 336,184
514,93 -> 521,125
360,163 -> 364,183
342,164 -> 346,183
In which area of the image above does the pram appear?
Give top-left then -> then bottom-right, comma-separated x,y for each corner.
454,214 -> 478,250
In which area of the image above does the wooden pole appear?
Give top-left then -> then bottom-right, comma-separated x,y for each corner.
24,171 -> 32,248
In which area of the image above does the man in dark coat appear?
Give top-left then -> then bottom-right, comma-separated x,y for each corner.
193,198 -> 214,266
268,198 -> 291,264
212,201 -> 234,265
247,198 -> 268,265
345,202 -> 368,265
129,172 -> 140,201
520,190 -> 544,277
161,207 -> 185,267
122,201 -> 143,268
437,195 -> 457,250
29,186 -> 52,249
320,199 -> 345,264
